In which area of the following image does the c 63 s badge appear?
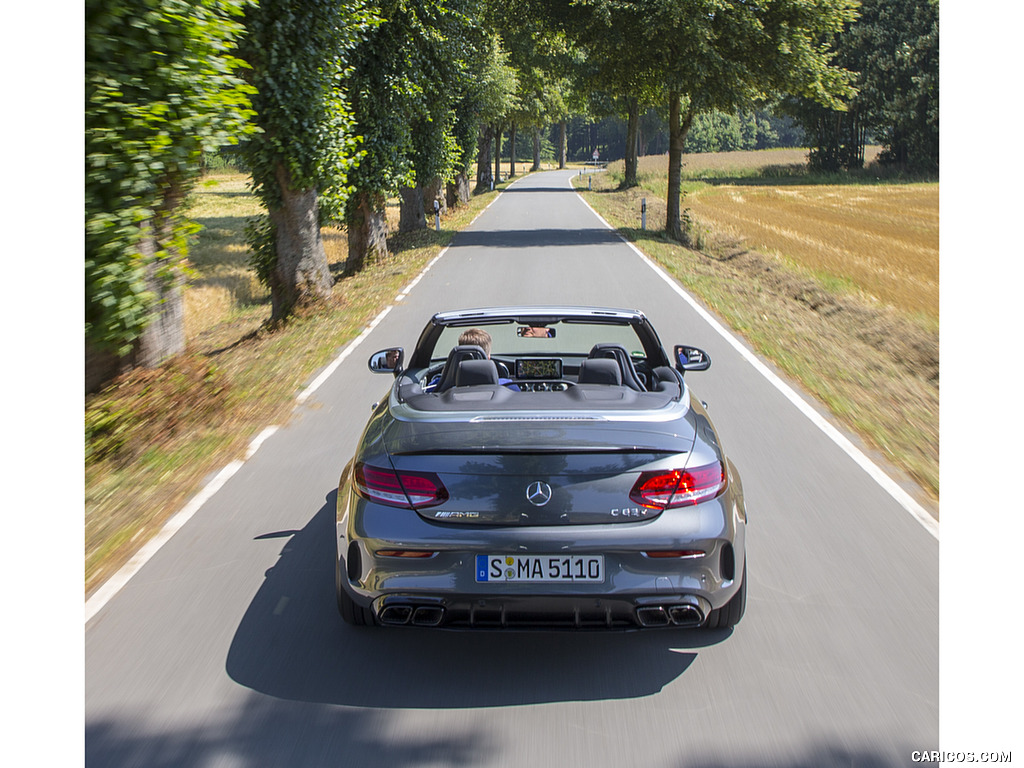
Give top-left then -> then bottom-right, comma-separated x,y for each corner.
611,507 -> 652,518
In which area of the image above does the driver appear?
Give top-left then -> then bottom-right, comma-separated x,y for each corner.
425,328 -> 517,391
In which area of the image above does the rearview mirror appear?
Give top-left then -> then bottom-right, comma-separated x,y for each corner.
368,347 -> 404,375
517,326 -> 555,338
674,344 -> 711,373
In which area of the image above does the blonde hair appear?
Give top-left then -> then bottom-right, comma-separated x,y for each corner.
458,327 -> 492,356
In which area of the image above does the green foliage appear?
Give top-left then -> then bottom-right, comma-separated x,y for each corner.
406,0 -> 484,185
86,0 -> 256,356
788,0 -> 938,173
241,0 -> 376,289
854,0 -> 938,171
346,0 -> 478,211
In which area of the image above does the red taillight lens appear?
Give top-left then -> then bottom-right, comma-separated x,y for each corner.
629,462 -> 726,509
353,463 -> 449,508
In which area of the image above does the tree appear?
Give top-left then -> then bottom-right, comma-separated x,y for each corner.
537,0 -> 854,238
579,0 -> 856,240
345,0 -> 466,269
469,34 -> 518,192
853,0 -> 939,171
242,0 -> 374,320
786,0 -> 938,173
398,0 -> 482,231
85,0 -> 255,390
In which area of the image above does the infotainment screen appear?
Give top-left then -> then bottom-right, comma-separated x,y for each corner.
515,358 -> 562,380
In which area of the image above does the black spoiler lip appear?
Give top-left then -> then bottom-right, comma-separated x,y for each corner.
388,446 -> 678,456
382,421 -> 696,457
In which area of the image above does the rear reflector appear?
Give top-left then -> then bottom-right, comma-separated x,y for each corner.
630,462 -> 726,509
377,550 -> 436,558
643,550 -> 706,559
354,462 -> 449,509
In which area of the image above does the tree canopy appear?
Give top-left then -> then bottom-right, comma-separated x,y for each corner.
241,0 -> 375,319
86,0 -> 254,376
86,0 -> 937,384
786,0 -> 938,172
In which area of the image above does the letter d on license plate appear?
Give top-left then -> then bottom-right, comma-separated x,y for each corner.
476,554 -> 604,582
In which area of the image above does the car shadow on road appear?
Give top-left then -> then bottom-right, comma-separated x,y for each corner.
226,492 -> 732,709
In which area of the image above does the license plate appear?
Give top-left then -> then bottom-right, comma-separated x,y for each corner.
476,554 -> 604,582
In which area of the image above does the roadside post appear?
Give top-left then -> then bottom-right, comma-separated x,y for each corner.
433,200 -> 440,231
642,198 -> 646,230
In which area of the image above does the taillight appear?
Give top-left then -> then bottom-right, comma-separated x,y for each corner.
629,462 -> 726,509
353,462 -> 449,508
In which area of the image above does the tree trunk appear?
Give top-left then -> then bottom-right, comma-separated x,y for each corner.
623,97 -> 640,189
268,162 -> 333,320
398,185 -> 426,232
423,176 -> 446,217
85,181 -> 188,390
494,123 -> 502,184
559,120 -> 567,169
475,124 -> 493,193
447,172 -> 471,207
665,92 -> 696,242
509,123 -> 517,177
130,255 -> 186,368
134,180 -> 188,365
532,127 -> 541,171
346,191 -> 389,273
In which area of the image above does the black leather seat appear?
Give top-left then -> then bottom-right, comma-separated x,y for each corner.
455,359 -> 500,387
587,343 -> 646,391
576,358 -> 622,386
435,345 -> 488,392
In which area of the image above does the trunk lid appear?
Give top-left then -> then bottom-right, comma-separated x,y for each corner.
384,420 -> 696,526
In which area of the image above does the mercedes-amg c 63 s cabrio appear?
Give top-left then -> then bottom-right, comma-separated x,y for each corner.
336,307 -> 747,630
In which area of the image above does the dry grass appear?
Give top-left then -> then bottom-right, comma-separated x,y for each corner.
85,173 -> 512,596
577,150 -> 939,502
688,182 -> 938,327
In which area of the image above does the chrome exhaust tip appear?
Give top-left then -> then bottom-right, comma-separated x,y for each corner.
667,604 -> 704,626
636,606 -> 670,627
412,606 -> 445,626
379,605 -> 413,625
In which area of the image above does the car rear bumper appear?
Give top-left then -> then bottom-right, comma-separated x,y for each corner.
365,591 -> 715,629
337,487 -> 746,629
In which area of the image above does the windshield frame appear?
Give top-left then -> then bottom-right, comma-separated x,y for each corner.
406,307 -> 671,370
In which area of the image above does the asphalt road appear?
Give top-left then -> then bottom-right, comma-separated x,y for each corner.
85,170 -> 939,767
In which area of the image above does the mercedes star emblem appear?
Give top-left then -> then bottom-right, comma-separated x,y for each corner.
526,481 -> 553,507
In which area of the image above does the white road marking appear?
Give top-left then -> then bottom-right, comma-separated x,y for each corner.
86,242 -> 454,623
85,426 -> 280,623
571,177 -> 938,540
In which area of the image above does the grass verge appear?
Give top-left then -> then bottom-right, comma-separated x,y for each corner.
573,153 -> 938,506
85,172 -> 525,597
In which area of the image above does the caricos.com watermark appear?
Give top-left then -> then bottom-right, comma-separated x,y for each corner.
912,752 -> 1012,763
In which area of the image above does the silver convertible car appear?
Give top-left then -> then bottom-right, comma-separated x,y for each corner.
336,306 -> 747,630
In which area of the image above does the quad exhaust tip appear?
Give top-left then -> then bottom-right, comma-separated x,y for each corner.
636,600 -> 706,628
378,603 -> 446,627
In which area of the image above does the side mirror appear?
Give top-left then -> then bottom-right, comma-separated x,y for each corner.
674,344 -> 711,373
368,347 -> 404,375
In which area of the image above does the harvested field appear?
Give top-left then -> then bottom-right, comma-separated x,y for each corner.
577,149 -> 939,502
688,183 -> 938,326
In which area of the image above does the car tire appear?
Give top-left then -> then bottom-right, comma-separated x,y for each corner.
706,561 -> 746,629
336,556 -> 377,626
